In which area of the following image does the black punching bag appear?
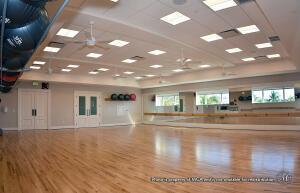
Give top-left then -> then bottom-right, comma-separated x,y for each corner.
0,0 -> 45,28
4,9 -> 49,51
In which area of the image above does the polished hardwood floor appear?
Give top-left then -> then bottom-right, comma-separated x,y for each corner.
0,125 -> 300,193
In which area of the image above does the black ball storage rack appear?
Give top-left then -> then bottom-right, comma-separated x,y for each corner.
0,0 -> 70,93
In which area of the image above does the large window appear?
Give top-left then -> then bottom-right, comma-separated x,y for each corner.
155,94 -> 179,106
196,91 -> 229,105
252,88 -> 295,103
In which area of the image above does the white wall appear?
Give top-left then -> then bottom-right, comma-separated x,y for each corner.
0,81 -> 142,129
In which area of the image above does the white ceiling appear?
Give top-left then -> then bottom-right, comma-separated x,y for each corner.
22,0 -> 300,88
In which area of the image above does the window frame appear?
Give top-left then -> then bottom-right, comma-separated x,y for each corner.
252,88 -> 295,104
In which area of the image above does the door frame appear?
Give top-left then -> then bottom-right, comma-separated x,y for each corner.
18,88 -> 51,130
74,91 -> 102,128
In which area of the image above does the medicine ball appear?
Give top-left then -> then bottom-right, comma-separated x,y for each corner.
118,94 -> 124,101
111,94 -> 118,101
3,50 -> 33,70
0,79 -> 16,87
130,94 -> 136,101
124,94 -> 130,101
238,96 -> 244,101
0,86 -> 12,93
4,9 -> 49,51
0,0 -> 44,28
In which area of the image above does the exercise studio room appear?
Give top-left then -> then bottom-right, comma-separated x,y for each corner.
0,0 -> 300,192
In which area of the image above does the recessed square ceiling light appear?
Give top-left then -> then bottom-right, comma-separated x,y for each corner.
255,42 -> 273,49
242,57 -> 255,62
33,61 -> 46,65
86,53 -> 103,58
150,64 -> 163,68
122,59 -> 137,63
173,69 -> 184,72
115,74 -> 120,77
43,46 -> 61,53
62,69 -> 72,72
89,71 -> 99,75
67,64 -> 79,68
226,48 -> 242,53
146,75 -> 155,77
30,66 -> 41,70
108,40 -> 130,47
148,50 -> 166,55
160,11 -> 191,25
124,71 -> 134,75
201,33 -> 223,42
203,0 -> 237,12
56,28 -> 79,38
237,25 -> 260,34
110,0 -> 119,2
267,54 -> 281,59
135,76 -> 143,80
98,68 -> 109,72
199,64 -> 211,68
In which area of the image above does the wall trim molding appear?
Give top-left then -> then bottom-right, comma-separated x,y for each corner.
101,122 -> 141,127
2,128 -> 19,131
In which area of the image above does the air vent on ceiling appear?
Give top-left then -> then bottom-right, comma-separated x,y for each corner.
131,56 -> 145,61
218,29 -> 240,39
255,55 -> 268,60
269,36 -> 280,42
236,0 -> 255,4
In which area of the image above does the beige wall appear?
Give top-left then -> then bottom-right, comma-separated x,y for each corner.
0,81 -> 142,129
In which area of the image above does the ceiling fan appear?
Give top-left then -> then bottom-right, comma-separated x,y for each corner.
176,49 -> 202,70
64,21 -> 111,50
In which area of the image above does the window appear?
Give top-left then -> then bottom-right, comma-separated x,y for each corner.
196,91 -> 229,105
252,88 -> 295,103
155,94 -> 179,106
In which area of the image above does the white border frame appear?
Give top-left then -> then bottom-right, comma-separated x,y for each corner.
18,88 -> 51,130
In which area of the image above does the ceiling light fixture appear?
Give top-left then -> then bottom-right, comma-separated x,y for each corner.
148,50 -> 166,55
160,11 -> 191,25
108,40 -> 130,47
98,68 -> 109,71
124,71 -> 134,75
201,33 -> 223,42
86,53 -> 103,58
43,46 -> 61,53
30,66 -> 41,70
62,69 -> 72,72
237,25 -> 260,34
56,28 -> 79,38
173,69 -> 184,72
242,57 -> 255,62
89,71 -> 99,75
199,64 -> 211,68
122,59 -> 137,63
67,64 -> 79,68
135,77 -> 143,80
146,75 -> 155,77
203,0 -> 237,11
267,54 -> 281,59
150,64 -> 163,68
33,61 -> 46,65
226,48 -> 242,53
255,42 -> 273,49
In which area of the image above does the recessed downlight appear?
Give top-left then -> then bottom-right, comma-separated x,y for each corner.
56,28 -> 79,38
255,42 -> 272,49
160,11 -> 191,25
226,48 -> 242,53
201,34 -> 223,42
203,0 -> 237,11
237,25 -> 260,34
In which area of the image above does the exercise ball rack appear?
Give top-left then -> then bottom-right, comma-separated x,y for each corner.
0,0 -> 70,93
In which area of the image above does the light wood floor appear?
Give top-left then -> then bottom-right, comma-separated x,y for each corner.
0,125 -> 300,193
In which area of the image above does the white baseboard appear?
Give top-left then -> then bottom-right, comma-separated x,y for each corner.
101,122 -> 141,127
2,128 -> 19,131
50,126 -> 75,130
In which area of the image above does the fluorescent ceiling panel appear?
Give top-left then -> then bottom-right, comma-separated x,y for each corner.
237,25 -> 260,34
56,28 -> 79,38
109,40 -> 130,47
67,64 -> 79,68
150,64 -> 163,68
226,48 -> 242,53
201,34 -> 223,42
30,66 -> 41,70
124,71 -> 134,74
122,59 -> 137,63
199,64 -> 211,68
242,57 -> 255,62
203,0 -> 237,11
43,46 -> 61,53
33,61 -> 46,65
255,42 -> 273,49
62,69 -> 72,72
160,11 -> 191,25
173,69 -> 184,72
89,71 -> 99,75
148,50 -> 166,55
267,54 -> 280,59
98,68 -> 109,71
86,53 -> 103,58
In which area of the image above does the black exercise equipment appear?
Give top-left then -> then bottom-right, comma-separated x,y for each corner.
118,94 -> 124,101
3,50 -> 33,70
0,86 -> 12,93
0,0 -> 44,28
124,94 -> 130,101
111,94 -> 118,101
4,9 -> 49,51
0,128 -> 3,136
22,0 -> 50,7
